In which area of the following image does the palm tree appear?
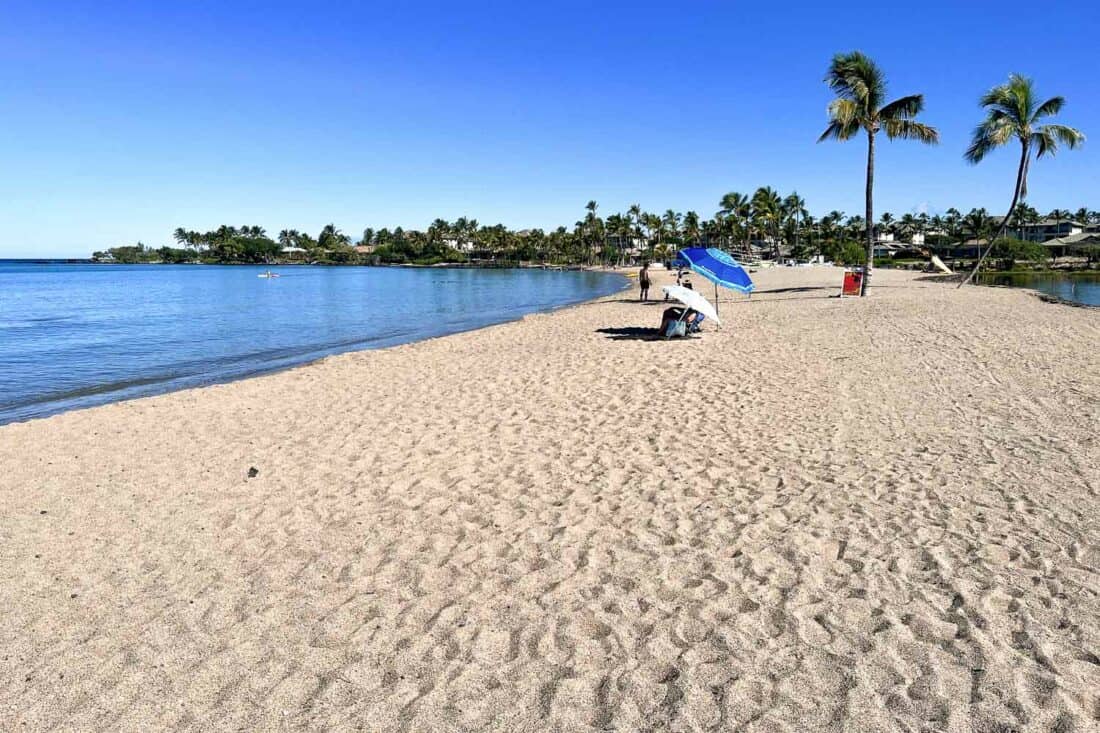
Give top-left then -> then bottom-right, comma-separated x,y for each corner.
963,208 -> 995,256
642,212 -> 661,261
682,211 -> 701,246
719,192 -> 752,254
898,213 -> 918,243
662,210 -> 681,248
583,201 -> 602,264
751,187 -> 783,259
878,212 -> 895,241
317,223 -> 350,250
819,51 -> 939,294
1048,208 -> 1073,242
782,192 -> 807,256
944,208 -> 963,242
1013,203 -> 1040,234
960,74 -> 1084,285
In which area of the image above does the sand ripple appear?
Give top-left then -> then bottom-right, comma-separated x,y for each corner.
1,268 -> 1098,731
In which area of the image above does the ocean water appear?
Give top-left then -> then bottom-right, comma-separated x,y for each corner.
979,271 -> 1100,307
0,263 -> 626,424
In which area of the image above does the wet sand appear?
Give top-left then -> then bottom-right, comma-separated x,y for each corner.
2,266 -> 1098,731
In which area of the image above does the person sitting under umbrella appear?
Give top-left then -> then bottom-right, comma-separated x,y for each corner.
659,305 -> 693,338
658,282 -> 714,338
659,306 -> 705,338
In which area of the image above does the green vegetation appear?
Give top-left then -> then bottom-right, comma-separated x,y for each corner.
818,51 -> 939,294
91,243 -> 195,264
961,74 -> 1085,284
91,197 -> 1099,270
988,237 -> 1047,269
91,56 -> 1092,276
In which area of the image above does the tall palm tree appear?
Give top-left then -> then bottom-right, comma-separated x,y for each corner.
944,208 -> 963,241
751,186 -> 782,259
898,213 -> 918,243
682,211 -> 701,246
960,74 -> 1084,285
583,201 -> 601,264
819,51 -> 939,294
878,212 -> 895,240
662,210 -> 681,246
719,192 -> 752,254
782,192 -> 807,256
963,208 -> 995,254
1048,208 -> 1073,240
643,212 -> 661,261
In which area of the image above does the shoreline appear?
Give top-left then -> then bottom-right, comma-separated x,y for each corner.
2,266 -> 1097,731
0,268 -> 630,427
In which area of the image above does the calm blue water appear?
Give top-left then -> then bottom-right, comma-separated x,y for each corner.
979,272 -> 1100,307
0,263 -> 626,424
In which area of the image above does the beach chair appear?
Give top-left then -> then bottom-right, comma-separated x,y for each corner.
664,320 -> 688,338
663,311 -> 704,339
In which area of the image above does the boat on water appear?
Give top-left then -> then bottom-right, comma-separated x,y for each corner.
257,270 -> 280,279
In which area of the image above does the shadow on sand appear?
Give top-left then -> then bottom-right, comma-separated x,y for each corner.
753,286 -> 835,295
596,326 -> 701,341
595,326 -> 661,341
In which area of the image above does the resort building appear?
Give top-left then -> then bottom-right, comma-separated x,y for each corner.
1042,231 -> 1100,260
442,238 -> 476,253
1004,218 -> 1086,243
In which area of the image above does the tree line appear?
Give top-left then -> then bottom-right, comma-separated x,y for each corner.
91,196 -> 1098,267
94,52 -> 1089,278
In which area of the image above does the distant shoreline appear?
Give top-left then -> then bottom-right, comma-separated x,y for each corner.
3,258 -> 611,272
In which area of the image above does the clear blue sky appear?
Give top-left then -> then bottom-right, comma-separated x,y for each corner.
2,1 -> 1098,257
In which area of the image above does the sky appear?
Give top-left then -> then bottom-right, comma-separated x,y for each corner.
1,1 -> 1098,257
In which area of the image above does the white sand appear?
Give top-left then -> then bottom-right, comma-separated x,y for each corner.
1,267 -> 1098,731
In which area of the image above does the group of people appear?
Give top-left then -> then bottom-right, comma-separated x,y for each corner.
638,262 -> 702,338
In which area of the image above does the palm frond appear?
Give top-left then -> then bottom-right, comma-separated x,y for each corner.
825,51 -> 885,110
1033,96 -> 1064,120
979,75 -> 1034,125
818,119 -> 860,143
883,119 -> 939,144
828,98 -> 860,125
879,94 -> 924,121
818,98 -> 861,142
965,119 -> 1015,163
1032,124 -> 1085,158
1045,123 -> 1085,147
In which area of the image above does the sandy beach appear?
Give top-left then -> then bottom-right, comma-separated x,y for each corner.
1,266 -> 1098,732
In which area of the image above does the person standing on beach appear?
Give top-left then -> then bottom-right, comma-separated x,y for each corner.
639,263 -> 651,301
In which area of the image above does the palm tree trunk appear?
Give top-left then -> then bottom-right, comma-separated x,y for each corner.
961,142 -> 1029,287
862,131 -> 875,296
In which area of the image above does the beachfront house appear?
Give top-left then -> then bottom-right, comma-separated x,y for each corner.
443,238 -> 476,253
872,242 -> 899,258
1004,218 -> 1086,243
1042,232 -> 1100,261
947,239 -> 986,259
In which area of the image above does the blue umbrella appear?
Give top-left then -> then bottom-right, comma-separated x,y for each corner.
678,247 -> 755,314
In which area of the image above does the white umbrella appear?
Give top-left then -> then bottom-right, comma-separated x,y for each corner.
661,285 -> 721,326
